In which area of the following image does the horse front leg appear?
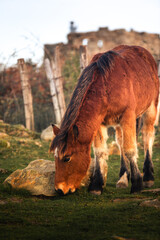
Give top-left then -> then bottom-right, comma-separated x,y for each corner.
116,126 -> 130,188
88,124 -> 108,195
121,110 -> 143,193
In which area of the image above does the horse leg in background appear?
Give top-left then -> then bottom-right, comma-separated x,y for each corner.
116,126 -> 130,188
136,117 -> 143,141
121,110 -> 143,193
154,92 -> 160,126
88,125 -> 108,195
142,103 -> 157,188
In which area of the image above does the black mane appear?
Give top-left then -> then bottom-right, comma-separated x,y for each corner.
50,50 -> 119,153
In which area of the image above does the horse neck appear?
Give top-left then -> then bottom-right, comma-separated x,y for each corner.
74,74 -> 108,144
75,98 -> 106,144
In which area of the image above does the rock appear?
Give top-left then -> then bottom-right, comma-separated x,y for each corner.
20,131 -> 29,137
18,138 -> 31,144
140,199 -> 160,208
112,198 -> 150,203
108,141 -> 120,155
34,141 -> 42,147
0,168 -> 8,174
0,139 -> 10,148
41,125 -> 54,141
0,132 -> 9,138
0,200 -> 7,205
4,159 -> 56,196
112,235 -> 136,240
142,188 -> 160,193
17,124 -> 25,129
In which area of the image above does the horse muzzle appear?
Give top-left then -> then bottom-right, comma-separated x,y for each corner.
55,183 -> 76,195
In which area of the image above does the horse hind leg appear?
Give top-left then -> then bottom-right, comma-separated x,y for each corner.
88,125 -> 108,195
116,126 -> 130,189
116,116 -> 143,189
121,110 -> 143,193
116,117 -> 142,189
142,102 -> 157,188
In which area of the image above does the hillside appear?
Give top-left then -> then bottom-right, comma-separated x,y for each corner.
0,120 -> 53,173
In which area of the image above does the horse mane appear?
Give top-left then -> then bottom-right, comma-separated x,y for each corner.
50,50 -> 119,153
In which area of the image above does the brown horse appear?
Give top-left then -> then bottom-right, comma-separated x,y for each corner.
50,45 -> 159,195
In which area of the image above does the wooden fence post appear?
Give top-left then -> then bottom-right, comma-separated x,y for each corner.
44,58 -> 61,125
17,59 -> 34,131
51,46 -> 66,118
80,45 -> 88,73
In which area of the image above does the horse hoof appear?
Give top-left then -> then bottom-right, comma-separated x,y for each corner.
89,190 -> 102,195
143,180 -> 154,188
116,181 -> 128,189
131,176 -> 143,193
116,172 -> 128,189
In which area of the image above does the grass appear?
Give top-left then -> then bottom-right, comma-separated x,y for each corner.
0,122 -> 160,240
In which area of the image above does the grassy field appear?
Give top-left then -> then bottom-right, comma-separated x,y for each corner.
0,121 -> 160,240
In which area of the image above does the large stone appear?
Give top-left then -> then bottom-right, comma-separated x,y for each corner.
4,158 -> 106,196
41,125 -> 54,141
4,159 -> 56,196
140,199 -> 160,208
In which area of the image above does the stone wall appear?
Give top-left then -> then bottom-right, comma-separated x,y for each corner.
44,27 -> 160,67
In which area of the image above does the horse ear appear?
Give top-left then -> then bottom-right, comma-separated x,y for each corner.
73,125 -> 79,139
52,124 -> 60,136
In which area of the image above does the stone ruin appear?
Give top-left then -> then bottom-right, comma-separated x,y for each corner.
44,26 -> 160,67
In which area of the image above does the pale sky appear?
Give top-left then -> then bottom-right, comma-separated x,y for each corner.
0,0 -> 160,66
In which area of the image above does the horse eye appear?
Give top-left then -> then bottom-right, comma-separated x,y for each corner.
63,157 -> 71,163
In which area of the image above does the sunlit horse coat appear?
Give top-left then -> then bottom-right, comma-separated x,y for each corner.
50,45 -> 159,195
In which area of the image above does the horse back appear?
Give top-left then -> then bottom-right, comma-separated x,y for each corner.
104,45 -> 159,118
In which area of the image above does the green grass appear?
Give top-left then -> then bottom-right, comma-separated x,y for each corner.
0,122 -> 160,240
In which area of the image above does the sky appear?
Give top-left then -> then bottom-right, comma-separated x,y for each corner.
0,0 -> 160,66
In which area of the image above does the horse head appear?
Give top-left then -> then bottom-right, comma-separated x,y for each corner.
51,124 -> 91,195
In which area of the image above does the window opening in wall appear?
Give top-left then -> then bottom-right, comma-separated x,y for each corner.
97,40 -> 103,48
82,39 -> 88,46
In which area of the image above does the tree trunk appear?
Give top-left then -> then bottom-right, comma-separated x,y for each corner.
17,59 -> 34,131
